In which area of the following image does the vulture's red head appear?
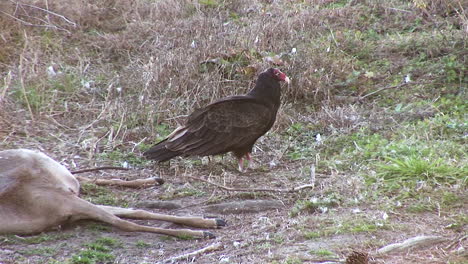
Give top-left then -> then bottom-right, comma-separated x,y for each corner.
267,68 -> 290,84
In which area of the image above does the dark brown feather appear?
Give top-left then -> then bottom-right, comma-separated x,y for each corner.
143,68 -> 289,163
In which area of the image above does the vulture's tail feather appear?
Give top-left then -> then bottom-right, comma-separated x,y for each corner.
143,143 -> 180,162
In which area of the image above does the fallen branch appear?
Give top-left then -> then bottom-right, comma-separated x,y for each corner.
359,82 -> 410,100
159,242 -> 223,264
1,71 -> 12,102
360,81 -> 431,101
2,0 -> 76,33
0,10 -> 71,33
76,176 -> 164,188
445,234 -> 467,250
377,235 -> 447,255
12,1 -> 77,27
71,166 -> 131,174
186,175 -> 314,193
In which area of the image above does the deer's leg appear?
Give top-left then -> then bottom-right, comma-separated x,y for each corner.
97,205 -> 226,229
68,197 -> 217,238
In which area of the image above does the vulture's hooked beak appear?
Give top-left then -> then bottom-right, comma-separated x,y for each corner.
284,76 -> 291,84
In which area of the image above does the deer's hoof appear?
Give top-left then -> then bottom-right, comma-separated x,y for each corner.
215,219 -> 227,227
203,231 -> 216,239
154,178 -> 165,185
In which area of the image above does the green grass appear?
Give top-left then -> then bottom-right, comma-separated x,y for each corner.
325,0 -> 349,9
284,257 -> 303,264
0,233 -> 75,245
309,249 -> 336,257
159,186 -> 205,200
69,237 -> 121,264
86,223 -> 112,232
303,216 -> 389,239
406,191 -> 466,213
18,247 -> 57,256
376,156 -> 466,187
11,72 -> 82,113
135,240 -> 151,248
98,150 -> 149,167
80,183 -> 130,207
290,196 -> 340,217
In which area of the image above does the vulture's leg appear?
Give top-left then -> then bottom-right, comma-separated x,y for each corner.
237,157 -> 244,172
237,153 -> 252,172
245,153 -> 252,169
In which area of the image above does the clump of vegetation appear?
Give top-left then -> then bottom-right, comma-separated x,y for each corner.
70,237 -> 121,264
80,183 -> 130,207
0,233 -> 74,245
376,156 -> 466,188
290,196 -> 340,217
303,216 -> 389,239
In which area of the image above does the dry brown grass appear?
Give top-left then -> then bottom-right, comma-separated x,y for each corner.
0,0 -> 463,158
0,0 -> 464,153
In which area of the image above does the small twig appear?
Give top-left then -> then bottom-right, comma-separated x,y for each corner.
164,114 -> 188,121
76,176 -> 164,188
327,26 -> 340,48
310,164 -> 316,187
186,175 -> 314,193
1,71 -> 12,102
173,189 -> 218,212
359,81 -> 429,101
445,234 -> 468,250
159,242 -> 223,264
14,1 -> 77,26
19,31 -> 34,121
0,10 -> 70,33
359,82 -> 408,100
71,166 -> 131,174
384,6 -> 412,13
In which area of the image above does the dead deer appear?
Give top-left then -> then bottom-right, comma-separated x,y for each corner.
0,149 -> 225,238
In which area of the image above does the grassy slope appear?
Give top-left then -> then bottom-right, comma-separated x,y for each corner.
0,0 -> 466,263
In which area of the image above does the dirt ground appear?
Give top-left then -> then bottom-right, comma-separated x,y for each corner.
0,138 -> 466,264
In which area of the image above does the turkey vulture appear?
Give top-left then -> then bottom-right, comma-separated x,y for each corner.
144,68 -> 290,171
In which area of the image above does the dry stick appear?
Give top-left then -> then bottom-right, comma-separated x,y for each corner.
70,166 -> 131,174
359,82 -> 408,100
19,31 -> 34,121
186,175 -> 314,193
13,0 -> 77,26
71,167 -> 164,187
0,71 -> 12,101
445,234 -> 468,250
76,176 -> 164,188
159,242 -> 223,264
359,81 -> 429,101
0,10 -> 69,33
173,188 -> 218,212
